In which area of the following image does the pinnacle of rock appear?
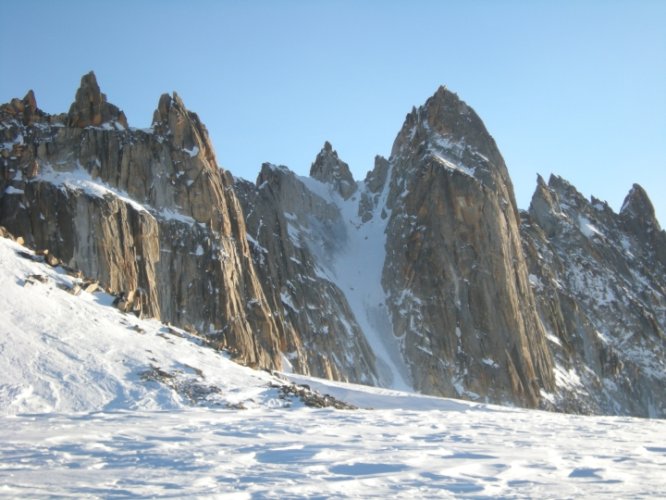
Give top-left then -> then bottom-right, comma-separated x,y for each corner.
0,89 -> 44,125
309,141 -> 357,199
152,92 -> 212,155
389,86 -> 505,185
152,92 -> 187,126
67,71 -> 128,129
620,184 -> 660,231
23,90 -> 37,112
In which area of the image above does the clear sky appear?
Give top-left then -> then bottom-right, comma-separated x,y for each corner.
2,1 -> 665,224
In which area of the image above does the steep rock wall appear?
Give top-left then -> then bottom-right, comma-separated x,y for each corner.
0,72 -> 280,369
379,87 -> 554,406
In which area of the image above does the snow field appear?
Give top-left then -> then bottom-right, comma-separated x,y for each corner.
2,406 -> 665,498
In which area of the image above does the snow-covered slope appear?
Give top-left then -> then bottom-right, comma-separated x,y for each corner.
1,234 -> 666,498
0,236 -> 289,414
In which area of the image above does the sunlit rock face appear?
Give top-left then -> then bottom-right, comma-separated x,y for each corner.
378,87 -> 554,407
0,72 -> 281,370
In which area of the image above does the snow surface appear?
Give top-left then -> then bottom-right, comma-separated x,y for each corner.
0,238 -> 281,414
36,163 -> 148,214
182,145 -> 199,158
34,163 -> 198,226
578,215 -> 603,238
1,236 -> 666,498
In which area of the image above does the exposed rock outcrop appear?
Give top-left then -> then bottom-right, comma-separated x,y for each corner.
522,175 -> 666,416
380,86 -> 554,406
235,163 -> 377,383
0,72 -> 280,369
2,75 -> 664,416
68,71 -> 128,129
309,141 -> 357,199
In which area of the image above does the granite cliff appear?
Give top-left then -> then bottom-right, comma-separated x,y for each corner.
0,72 -> 280,369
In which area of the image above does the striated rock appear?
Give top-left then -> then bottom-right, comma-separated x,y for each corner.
0,73 -> 281,370
309,141 -> 358,199
379,86 -> 554,406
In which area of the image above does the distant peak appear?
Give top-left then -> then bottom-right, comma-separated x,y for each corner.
622,184 -> 652,213
621,184 -> 660,231
81,70 -> 98,88
68,71 -> 127,128
429,85 -> 457,105
154,93 -> 174,124
23,89 -> 37,110
153,92 -> 191,125
0,88 -> 43,125
310,142 -> 357,199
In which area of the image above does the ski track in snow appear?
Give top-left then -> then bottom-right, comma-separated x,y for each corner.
1,237 -> 666,498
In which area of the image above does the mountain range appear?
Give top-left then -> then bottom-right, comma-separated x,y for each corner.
1,71 -> 664,417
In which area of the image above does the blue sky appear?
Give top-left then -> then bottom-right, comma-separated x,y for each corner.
2,1 -> 665,224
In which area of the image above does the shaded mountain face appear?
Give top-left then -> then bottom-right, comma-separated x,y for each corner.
522,175 -> 666,416
1,75 -> 664,416
234,163 -> 377,384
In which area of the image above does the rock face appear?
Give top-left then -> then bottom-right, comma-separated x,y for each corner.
2,75 -> 664,416
522,175 -> 666,416
0,72 -> 280,369
379,87 -> 554,406
68,72 -> 128,129
235,163 -> 377,383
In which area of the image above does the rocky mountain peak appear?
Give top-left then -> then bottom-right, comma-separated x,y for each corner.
392,87 -> 481,152
528,175 -> 563,237
152,92 -> 212,160
620,184 -> 661,231
547,174 -> 585,203
389,86 -> 510,194
152,92 -> 184,125
67,71 -> 128,129
3,73 -> 664,418
620,184 -> 666,267
309,141 -> 357,199
18,90 -> 38,118
0,89 -> 44,126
